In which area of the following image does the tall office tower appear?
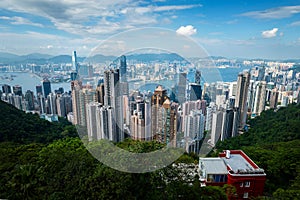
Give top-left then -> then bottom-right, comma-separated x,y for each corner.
2,84 -> 11,95
210,109 -> 225,146
184,110 -> 205,153
247,80 -> 255,112
13,85 -> 22,96
235,70 -> 250,130
104,69 -> 124,142
231,107 -> 240,137
119,55 -> 129,95
181,100 -> 206,132
86,102 -> 101,141
13,95 -> 23,110
120,55 -> 127,82
24,90 -> 35,111
252,81 -> 266,116
7,93 -> 15,106
205,102 -> 217,131
64,93 -> 73,115
130,97 -> 145,140
97,106 -> 116,141
178,72 -> 187,103
96,82 -> 105,105
270,88 -> 279,109
216,95 -> 227,109
76,88 -> 96,127
169,102 -> 179,147
72,51 -> 78,73
228,96 -> 235,109
189,83 -> 202,101
56,94 -> 66,117
72,81 -> 83,125
160,99 -> 178,144
47,93 -> 57,115
37,94 -> 46,114
70,72 -> 78,81
229,82 -> 237,97
195,70 -> 201,85
36,85 -> 43,96
151,85 -> 169,141
43,79 -> 52,98
221,109 -> 235,141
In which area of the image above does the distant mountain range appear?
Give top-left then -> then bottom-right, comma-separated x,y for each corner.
0,52 -> 188,65
0,52 -> 299,65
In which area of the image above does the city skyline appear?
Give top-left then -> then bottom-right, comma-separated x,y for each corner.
0,0 -> 300,59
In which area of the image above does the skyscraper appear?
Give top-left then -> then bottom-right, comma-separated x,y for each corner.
184,109 -> 205,153
252,81 -> 266,116
96,82 -> 105,105
120,55 -> 127,82
178,72 -> 187,103
189,83 -> 202,101
151,85 -> 168,141
13,85 -> 22,96
119,55 -> 129,95
235,70 -> 250,130
42,79 -> 52,98
36,85 -> 43,96
47,93 -> 57,115
195,70 -> 201,85
24,90 -> 35,111
86,102 -> 101,141
210,109 -> 225,146
104,69 -> 124,142
2,84 -> 11,95
72,51 -> 78,73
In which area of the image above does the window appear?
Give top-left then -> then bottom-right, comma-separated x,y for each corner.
240,182 -> 243,187
243,192 -> 248,198
245,181 -> 250,187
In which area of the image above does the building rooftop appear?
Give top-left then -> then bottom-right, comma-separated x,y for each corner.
199,150 -> 266,177
199,158 -> 228,175
222,154 -> 255,173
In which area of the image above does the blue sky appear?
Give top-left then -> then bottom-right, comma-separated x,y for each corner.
0,0 -> 300,59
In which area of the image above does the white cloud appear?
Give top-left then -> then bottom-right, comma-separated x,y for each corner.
289,21 -> 300,26
0,0 -> 200,37
0,16 -> 43,27
241,5 -> 300,19
262,28 -> 278,38
153,4 -> 201,12
176,25 -> 197,36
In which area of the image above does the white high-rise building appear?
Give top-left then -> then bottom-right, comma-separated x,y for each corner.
210,109 -> 225,146
235,70 -> 250,130
104,69 -> 124,142
252,81 -> 267,116
86,102 -> 100,141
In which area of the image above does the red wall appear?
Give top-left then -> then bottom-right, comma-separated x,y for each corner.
227,173 -> 266,199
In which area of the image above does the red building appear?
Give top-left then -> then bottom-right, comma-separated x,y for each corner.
199,150 -> 266,199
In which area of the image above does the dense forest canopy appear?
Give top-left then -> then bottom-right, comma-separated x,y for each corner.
1,100 -> 300,199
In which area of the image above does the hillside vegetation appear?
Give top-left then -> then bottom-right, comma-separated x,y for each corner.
216,104 -> 300,198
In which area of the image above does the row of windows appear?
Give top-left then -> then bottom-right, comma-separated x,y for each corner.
240,181 -> 251,187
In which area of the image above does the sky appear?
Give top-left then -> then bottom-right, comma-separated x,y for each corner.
0,0 -> 300,59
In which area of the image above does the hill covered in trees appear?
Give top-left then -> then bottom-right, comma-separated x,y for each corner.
0,100 -> 77,144
216,104 -> 300,198
0,100 -> 229,199
1,100 -> 300,199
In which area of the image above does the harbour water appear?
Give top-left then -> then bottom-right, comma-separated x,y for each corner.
0,66 -> 252,95
0,72 -> 71,94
